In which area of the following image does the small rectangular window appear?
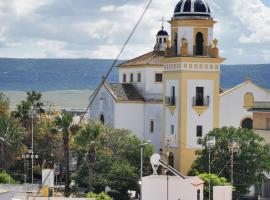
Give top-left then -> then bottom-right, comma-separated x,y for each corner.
150,120 -> 154,133
155,73 -> 163,82
123,74 -> 126,83
267,119 -> 270,130
159,38 -> 162,43
170,125 -> 174,135
196,126 -> 203,137
130,74 -> 134,82
196,87 -> 204,106
164,38 -> 167,43
137,73 -> 141,82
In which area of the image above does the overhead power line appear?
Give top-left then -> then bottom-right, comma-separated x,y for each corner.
80,0 -> 154,122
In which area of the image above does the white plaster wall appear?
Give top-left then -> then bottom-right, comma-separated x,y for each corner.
142,175 -> 203,200
187,80 -> 214,148
165,80 -> 179,148
144,67 -> 163,99
220,82 -> 270,127
144,103 -> 163,152
178,27 -> 193,55
119,68 -> 145,95
114,103 -> 144,139
89,86 -> 115,127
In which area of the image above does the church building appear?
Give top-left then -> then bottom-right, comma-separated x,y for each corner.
89,0 -> 270,175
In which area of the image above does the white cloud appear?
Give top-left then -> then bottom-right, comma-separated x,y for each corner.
12,0 -> 52,16
231,0 -> 270,43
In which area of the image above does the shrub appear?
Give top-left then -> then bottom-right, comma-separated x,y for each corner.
0,172 -> 17,184
86,192 -> 112,200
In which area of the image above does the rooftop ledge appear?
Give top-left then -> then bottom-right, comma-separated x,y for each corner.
160,56 -> 225,63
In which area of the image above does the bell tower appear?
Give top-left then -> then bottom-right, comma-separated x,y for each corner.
162,0 -> 225,175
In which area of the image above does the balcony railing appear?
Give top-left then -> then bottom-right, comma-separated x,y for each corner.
192,96 -> 210,107
165,96 -> 176,106
165,45 -> 211,57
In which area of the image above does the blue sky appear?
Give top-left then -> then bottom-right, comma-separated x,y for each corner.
0,0 -> 270,64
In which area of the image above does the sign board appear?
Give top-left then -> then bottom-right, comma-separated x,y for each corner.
42,169 -> 54,187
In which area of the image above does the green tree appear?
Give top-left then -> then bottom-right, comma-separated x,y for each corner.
55,111 -> 76,197
86,192 -> 112,200
74,122 -> 104,192
73,123 -> 153,199
12,91 -> 44,129
0,92 -> 9,116
198,173 -> 228,200
190,127 -> 270,196
0,116 -> 26,170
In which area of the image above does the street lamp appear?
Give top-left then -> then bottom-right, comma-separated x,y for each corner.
29,108 -> 37,185
228,141 -> 240,186
140,140 -> 151,200
22,150 -> 39,183
207,136 -> 215,200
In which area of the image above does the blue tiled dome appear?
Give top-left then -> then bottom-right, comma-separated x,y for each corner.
174,0 -> 211,18
157,29 -> 168,36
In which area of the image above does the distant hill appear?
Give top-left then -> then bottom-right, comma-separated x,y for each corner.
0,58 -> 269,91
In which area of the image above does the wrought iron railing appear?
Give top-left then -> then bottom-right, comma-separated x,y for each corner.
192,96 -> 210,106
165,96 -> 176,106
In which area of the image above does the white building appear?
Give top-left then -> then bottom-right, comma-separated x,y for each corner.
89,0 -> 270,174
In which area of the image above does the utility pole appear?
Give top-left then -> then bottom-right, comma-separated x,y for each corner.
229,142 -> 240,186
207,137 -> 215,200
140,141 -> 151,200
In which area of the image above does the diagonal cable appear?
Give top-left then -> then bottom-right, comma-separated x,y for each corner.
80,0 -> 153,122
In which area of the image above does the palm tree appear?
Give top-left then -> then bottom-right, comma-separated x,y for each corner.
0,116 -> 25,171
74,122 -> 105,192
54,111 -> 76,197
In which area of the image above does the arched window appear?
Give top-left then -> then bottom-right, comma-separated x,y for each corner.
244,92 -> 254,109
168,152 -> 174,168
196,32 -> 204,56
241,118 -> 253,129
100,114 -> 105,124
173,33 -> 178,56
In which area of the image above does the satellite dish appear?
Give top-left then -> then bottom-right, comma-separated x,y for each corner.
151,154 -> 161,166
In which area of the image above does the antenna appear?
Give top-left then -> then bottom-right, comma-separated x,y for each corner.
161,17 -> 164,30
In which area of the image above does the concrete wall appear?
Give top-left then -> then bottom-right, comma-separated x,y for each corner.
213,186 -> 232,200
142,175 -> 203,200
220,82 -> 270,128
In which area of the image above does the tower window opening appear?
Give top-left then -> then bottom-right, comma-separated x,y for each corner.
195,87 -> 204,106
137,73 -> 141,82
173,33 -> 178,56
196,125 -> 203,137
155,73 -> 163,82
130,73 -> 134,82
123,74 -> 126,83
164,38 -> 167,43
159,38 -> 162,43
196,32 -> 204,56
170,125 -> 174,135
150,120 -> 154,133
241,118 -> 253,130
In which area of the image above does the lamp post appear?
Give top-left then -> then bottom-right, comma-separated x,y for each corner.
140,140 -> 151,200
207,136 -> 215,200
228,141 -> 240,186
29,108 -> 37,185
22,150 -> 39,183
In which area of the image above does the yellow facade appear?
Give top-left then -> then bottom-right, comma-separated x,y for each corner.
162,16 -> 225,174
162,69 -> 222,174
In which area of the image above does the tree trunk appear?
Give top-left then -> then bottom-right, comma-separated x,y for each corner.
87,146 -> 96,192
64,131 -> 70,197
